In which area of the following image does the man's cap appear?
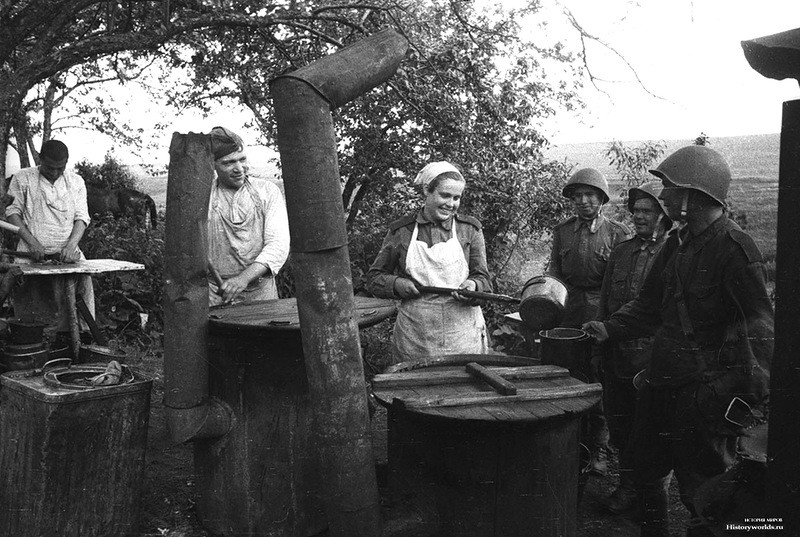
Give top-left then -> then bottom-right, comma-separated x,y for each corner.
209,126 -> 244,160
40,140 -> 69,163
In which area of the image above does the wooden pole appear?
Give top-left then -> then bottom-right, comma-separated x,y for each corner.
767,98 -> 800,529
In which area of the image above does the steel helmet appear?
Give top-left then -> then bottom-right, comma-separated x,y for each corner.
562,168 -> 610,204
648,145 -> 731,206
628,181 -> 672,229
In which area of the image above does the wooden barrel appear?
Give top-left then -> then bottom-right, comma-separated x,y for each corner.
518,275 -> 567,332
199,296 -> 396,537
372,354 -> 601,537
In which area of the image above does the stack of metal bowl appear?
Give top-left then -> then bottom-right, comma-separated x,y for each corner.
1,319 -> 49,372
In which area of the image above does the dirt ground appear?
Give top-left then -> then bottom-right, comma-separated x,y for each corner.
132,355 -> 689,537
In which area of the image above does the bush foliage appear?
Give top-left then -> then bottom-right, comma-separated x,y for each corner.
77,158 -> 164,345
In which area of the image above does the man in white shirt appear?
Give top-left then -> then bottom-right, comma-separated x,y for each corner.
207,126 -> 290,306
6,139 -> 94,336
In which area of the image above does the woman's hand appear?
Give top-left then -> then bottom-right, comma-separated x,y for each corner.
452,279 -> 479,304
393,278 -> 421,299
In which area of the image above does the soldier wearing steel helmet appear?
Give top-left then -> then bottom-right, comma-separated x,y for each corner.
584,145 -> 773,537
546,167 -> 632,475
595,181 -> 672,515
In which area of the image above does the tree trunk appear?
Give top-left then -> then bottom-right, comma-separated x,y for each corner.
13,113 -> 31,168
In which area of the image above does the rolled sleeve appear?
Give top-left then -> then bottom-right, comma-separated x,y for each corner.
253,181 -> 290,274
70,172 -> 90,225
5,174 -> 24,218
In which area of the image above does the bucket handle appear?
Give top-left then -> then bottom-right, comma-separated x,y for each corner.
23,357 -> 73,378
42,357 -> 72,373
526,274 -> 547,285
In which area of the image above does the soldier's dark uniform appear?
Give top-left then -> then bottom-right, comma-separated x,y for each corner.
600,147 -> 772,537
598,230 -> 668,484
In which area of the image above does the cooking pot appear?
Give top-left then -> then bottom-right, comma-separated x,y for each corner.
519,275 -> 567,331
2,341 -> 50,371
78,344 -> 126,364
538,327 -> 592,381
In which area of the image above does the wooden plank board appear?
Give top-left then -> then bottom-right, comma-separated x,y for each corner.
465,362 -> 518,395
17,259 -> 144,276
397,383 -> 602,410
371,365 -> 569,389
209,296 -> 396,331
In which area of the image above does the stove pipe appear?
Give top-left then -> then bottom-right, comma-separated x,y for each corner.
269,28 -> 408,537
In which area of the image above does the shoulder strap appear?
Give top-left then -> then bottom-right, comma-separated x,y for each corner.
673,251 -> 695,339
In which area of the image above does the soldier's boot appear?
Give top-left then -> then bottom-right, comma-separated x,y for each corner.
588,444 -> 609,476
587,410 -> 610,476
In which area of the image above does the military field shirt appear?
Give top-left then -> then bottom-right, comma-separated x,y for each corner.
366,211 -> 492,299
604,216 -> 773,388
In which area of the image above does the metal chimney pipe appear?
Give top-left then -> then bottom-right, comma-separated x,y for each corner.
270,28 -> 408,537
163,133 -> 232,444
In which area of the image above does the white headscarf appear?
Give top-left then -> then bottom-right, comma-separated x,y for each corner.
413,161 -> 464,189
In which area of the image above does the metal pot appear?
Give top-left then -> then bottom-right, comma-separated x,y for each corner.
78,344 -> 126,364
538,327 -> 592,381
519,275 -> 567,332
2,342 -> 50,371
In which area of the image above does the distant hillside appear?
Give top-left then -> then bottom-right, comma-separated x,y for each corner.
545,133 -> 780,185
546,132 -> 780,261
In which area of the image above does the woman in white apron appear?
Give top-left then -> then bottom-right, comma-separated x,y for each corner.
366,161 -> 491,364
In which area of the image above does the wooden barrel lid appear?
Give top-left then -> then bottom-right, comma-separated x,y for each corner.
208,296 -> 396,332
372,354 -> 601,423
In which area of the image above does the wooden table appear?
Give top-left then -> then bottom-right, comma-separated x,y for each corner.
17,259 -> 145,359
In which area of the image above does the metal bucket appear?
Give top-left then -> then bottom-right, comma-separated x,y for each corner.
1,342 -> 49,372
538,327 -> 592,380
519,275 -> 567,331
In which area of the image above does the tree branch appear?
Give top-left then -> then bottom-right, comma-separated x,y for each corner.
562,5 -> 667,101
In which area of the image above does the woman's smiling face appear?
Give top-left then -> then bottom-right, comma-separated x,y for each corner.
424,177 -> 465,223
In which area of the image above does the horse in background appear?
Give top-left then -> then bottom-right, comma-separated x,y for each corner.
86,185 -> 158,229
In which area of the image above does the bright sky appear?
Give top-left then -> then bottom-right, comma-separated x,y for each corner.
539,0 -> 800,144
7,0 -> 800,171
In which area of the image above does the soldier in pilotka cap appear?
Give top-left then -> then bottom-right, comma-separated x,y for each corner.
584,146 -> 773,537
206,126 -> 290,306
